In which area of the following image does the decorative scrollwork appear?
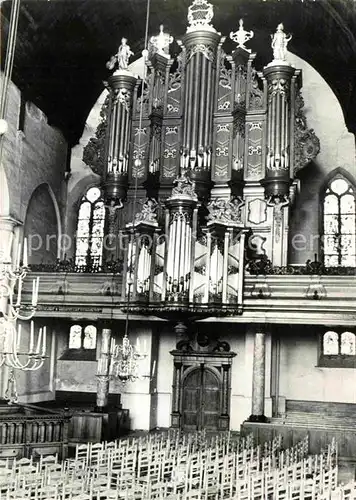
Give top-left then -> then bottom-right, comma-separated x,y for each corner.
207,198 -> 244,225
187,0 -> 215,33
249,68 -> 264,109
30,256 -> 124,274
294,92 -> 320,174
246,254 -> 356,276
268,78 -> 289,102
186,43 -> 215,62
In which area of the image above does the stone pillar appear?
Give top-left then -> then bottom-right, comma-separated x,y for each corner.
171,362 -> 182,427
95,327 -> 112,411
248,326 -> 267,422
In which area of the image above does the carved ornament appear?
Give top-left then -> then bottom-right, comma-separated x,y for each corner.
207,198 -> 244,225
230,19 -> 254,52
186,43 -> 215,62
169,169 -> 198,201
293,92 -> 320,174
134,199 -> 159,226
149,25 -> 173,58
187,0 -> 215,33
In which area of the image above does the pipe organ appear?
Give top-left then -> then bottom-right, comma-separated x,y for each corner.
100,0 -> 319,314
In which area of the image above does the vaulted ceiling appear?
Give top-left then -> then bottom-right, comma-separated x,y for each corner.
2,0 -> 356,146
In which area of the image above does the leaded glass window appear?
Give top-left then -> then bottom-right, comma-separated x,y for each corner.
322,331 -> 338,355
340,331 -> 356,355
75,187 -> 105,269
320,330 -> 356,368
68,324 -> 97,350
323,177 -> 356,267
83,325 -> 97,349
69,325 -> 82,349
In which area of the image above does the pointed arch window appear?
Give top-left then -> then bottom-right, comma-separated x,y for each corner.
75,187 -> 105,270
323,176 -> 356,267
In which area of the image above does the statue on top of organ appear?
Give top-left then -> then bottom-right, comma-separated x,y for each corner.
98,0 -> 320,317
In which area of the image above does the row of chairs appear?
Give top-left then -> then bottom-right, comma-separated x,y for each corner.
0,430 -> 343,500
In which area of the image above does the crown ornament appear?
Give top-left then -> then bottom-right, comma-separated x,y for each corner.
230,19 -> 254,52
187,0 -> 215,33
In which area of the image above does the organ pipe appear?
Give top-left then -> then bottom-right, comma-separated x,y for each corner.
262,64 -> 296,198
103,72 -> 137,204
181,25 -> 221,199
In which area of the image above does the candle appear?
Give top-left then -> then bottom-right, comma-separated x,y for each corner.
152,360 -> 156,377
31,279 -> 36,306
16,324 -> 21,352
23,238 -> 28,268
41,327 -> 46,357
32,277 -> 40,307
36,328 -> 42,354
15,279 -> 22,307
7,232 -> 13,262
16,243 -> 21,269
29,321 -> 34,353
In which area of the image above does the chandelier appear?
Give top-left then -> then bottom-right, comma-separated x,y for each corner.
97,334 -> 153,384
97,279 -> 155,385
0,237 -> 46,372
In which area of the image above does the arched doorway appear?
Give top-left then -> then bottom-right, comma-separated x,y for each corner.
182,366 -> 221,431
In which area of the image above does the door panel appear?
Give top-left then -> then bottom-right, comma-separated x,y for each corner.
182,367 -> 221,430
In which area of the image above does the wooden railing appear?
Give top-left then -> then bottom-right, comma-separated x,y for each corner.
0,411 -> 70,460
20,271 -> 356,325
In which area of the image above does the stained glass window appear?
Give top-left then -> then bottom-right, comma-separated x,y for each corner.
75,187 -> 105,269
69,324 -> 97,350
323,176 -> 356,267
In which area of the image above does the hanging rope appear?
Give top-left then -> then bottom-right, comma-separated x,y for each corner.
0,0 -> 21,162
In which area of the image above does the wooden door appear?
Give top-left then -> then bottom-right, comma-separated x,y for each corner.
182,366 -> 221,431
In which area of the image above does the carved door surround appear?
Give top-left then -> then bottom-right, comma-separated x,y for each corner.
170,336 -> 236,430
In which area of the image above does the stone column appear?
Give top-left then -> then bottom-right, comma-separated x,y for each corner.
248,326 -> 267,422
95,327 -> 112,411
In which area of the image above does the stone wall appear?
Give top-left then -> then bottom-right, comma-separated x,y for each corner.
1,77 -> 67,243
287,51 -> 356,264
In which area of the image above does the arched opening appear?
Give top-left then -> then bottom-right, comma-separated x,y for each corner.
23,184 -> 60,265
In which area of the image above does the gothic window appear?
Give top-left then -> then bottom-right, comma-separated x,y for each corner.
319,330 -> 356,368
75,187 -> 105,269
323,176 -> 356,267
